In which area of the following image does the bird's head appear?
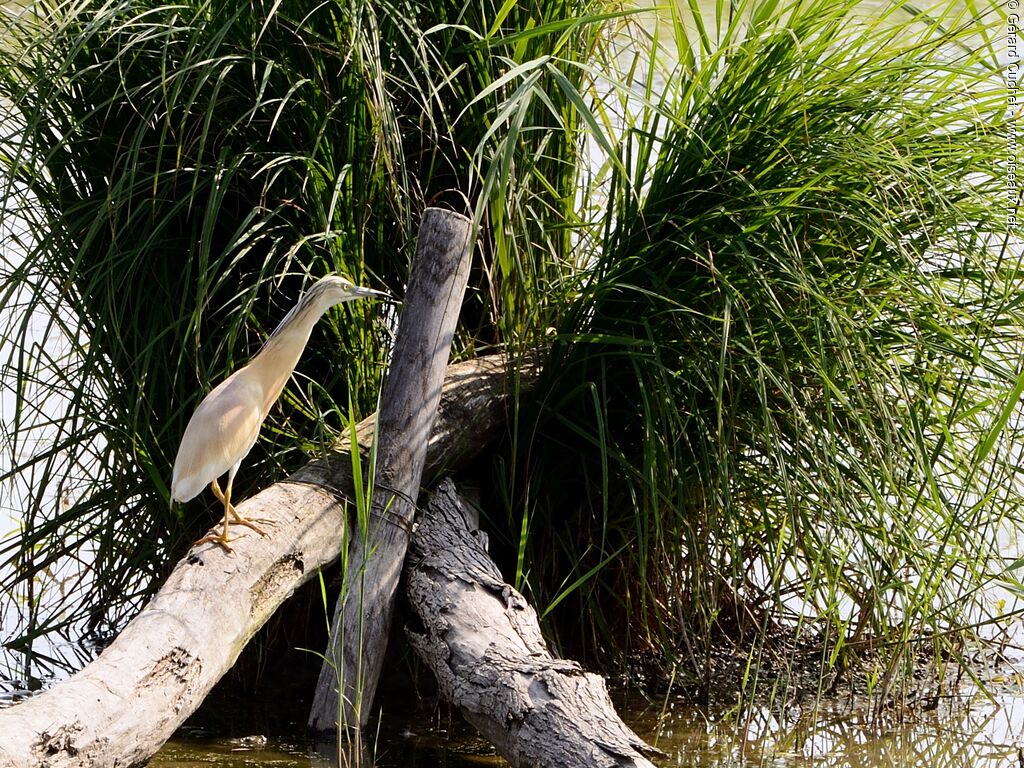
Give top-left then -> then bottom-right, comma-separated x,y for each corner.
315,275 -> 390,304
262,274 -> 390,346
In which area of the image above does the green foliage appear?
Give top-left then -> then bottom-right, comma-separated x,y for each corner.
0,0 -> 1020,701
0,0 -> 415,640
0,0 -> 602,652
514,0 -> 1021,681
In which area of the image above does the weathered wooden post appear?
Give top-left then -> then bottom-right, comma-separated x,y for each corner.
308,207 -> 474,733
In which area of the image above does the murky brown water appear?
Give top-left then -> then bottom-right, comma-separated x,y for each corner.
145,684 -> 1024,768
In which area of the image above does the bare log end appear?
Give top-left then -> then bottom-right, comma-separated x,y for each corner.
406,479 -> 665,768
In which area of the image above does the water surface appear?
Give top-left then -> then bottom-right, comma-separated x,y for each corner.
144,678 -> 1024,767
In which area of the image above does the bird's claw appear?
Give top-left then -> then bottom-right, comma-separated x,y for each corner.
191,498 -> 275,553
192,517 -> 271,554
192,531 -> 236,553
231,516 -> 272,537
226,503 -> 274,535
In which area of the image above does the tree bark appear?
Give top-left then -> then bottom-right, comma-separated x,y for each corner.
405,479 -> 664,768
0,354 -> 527,768
308,207 -> 474,733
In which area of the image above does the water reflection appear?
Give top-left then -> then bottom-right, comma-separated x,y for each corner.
151,716 -> 511,768
624,689 -> 1024,767
141,684 -> 1024,768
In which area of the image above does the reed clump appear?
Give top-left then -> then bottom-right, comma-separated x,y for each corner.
0,0 -> 1017,701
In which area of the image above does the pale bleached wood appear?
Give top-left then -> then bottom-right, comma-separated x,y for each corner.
405,480 -> 664,768
0,354 -> 528,768
308,207 -> 474,733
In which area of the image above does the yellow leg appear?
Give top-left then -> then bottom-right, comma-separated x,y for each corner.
219,474 -> 271,536
193,476 -> 274,553
193,479 -> 236,552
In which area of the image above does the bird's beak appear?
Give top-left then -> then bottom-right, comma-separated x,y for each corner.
355,286 -> 393,301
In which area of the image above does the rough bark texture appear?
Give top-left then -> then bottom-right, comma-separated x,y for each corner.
309,207 -> 474,732
0,355 -> 527,768
405,480 -> 664,768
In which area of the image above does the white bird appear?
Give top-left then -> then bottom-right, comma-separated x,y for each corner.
171,275 -> 388,551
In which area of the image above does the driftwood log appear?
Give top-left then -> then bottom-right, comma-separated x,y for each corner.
308,207 -> 474,732
405,480 -> 663,768
0,355 -> 527,768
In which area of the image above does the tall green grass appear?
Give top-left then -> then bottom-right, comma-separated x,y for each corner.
0,0 -> 412,643
509,0 -> 1021,688
0,0 -> 601,655
0,0 -> 1019,704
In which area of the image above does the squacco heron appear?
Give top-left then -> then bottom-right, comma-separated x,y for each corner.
171,275 -> 387,551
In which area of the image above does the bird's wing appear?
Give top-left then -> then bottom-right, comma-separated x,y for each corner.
170,370 -> 265,502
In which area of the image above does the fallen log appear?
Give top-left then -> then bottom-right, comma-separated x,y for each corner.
0,354 -> 531,768
405,479 -> 664,768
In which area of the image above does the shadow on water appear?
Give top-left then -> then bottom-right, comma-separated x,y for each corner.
151,719 -> 507,768
145,648 -> 512,768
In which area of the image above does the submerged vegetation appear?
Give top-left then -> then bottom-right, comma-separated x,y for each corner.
0,0 -> 1018,704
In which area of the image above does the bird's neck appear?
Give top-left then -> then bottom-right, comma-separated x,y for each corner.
251,302 -> 331,412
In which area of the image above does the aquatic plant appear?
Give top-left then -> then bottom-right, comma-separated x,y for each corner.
514,0 -> 1021,691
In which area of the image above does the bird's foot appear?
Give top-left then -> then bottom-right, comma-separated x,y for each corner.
193,530 -> 235,553
192,509 -> 273,553
230,515 -> 272,538
226,502 -> 273,537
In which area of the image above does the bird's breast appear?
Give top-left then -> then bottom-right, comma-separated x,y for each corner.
170,370 -> 266,502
